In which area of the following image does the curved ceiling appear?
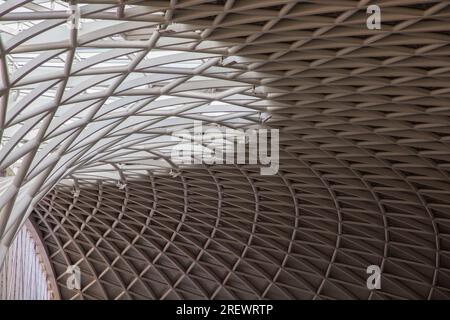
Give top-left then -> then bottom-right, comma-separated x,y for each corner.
1,0 -> 450,299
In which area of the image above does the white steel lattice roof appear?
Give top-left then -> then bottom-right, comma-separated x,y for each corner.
1,0 -> 450,299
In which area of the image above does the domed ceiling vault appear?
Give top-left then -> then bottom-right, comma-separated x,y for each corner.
0,0 -> 450,299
